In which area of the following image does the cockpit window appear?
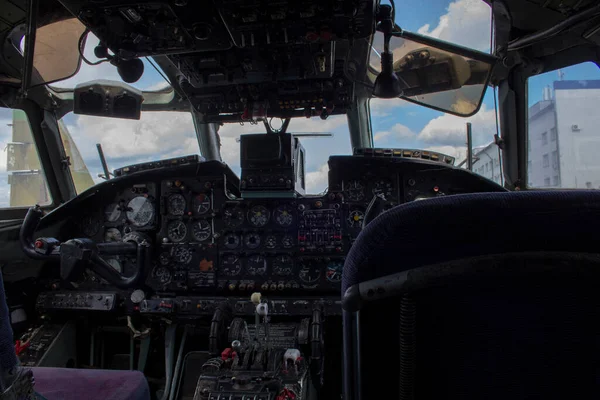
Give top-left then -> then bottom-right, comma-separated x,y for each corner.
59,111 -> 198,191
0,108 -> 52,208
527,62 -> 600,189
370,0 -> 497,182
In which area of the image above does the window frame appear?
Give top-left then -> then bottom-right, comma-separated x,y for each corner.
0,102 -> 73,220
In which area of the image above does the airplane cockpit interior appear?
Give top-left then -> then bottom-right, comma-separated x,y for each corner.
1,0 -> 600,399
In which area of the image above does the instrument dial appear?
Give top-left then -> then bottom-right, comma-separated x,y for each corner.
167,194 -> 186,216
167,220 -> 187,242
192,220 -> 212,242
159,252 -> 171,265
347,209 -> 364,228
272,255 -> 294,276
248,205 -> 270,227
274,205 -> 294,227
344,180 -> 365,202
152,266 -> 172,285
224,233 -> 241,250
298,261 -> 321,285
282,235 -> 294,249
104,203 -> 121,222
265,235 -> 277,249
326,260 -> 344,283
173,246 -> 193,264
224,207 -> 244,228
127,196 -> 155,227
81,214 -> 101,237
193,193 -> 211,215
246,255 -> 267,276
104,228 -> 122,242
373,179 -> 394,198
244,233 -> 261,249
221,255 -> 242,277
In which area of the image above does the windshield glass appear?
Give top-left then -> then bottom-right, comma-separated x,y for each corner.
371,0 -> 496,170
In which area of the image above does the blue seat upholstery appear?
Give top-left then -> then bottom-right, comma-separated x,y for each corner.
343,190 -> 600,293
32,367 -> 150,400
342,191 -> 600,400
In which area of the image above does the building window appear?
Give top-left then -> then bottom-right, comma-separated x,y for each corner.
542,132 -> 548,145
544,177 -> 551,186
551,150 -> 558,168
553,175 -> 559,186
543,154 -> 549,168
550,127 -> 557,142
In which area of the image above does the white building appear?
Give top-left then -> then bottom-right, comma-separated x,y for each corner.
529,80 -> 600,188
471,142 -> 502,185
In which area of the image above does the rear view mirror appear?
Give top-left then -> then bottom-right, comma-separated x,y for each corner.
370,30 -> 497,116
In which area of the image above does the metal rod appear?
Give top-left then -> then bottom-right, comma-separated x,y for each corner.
96,143 -> 111,180
168,326 -> 189,400
466,123 -> 473,171
22,0 -> 39,95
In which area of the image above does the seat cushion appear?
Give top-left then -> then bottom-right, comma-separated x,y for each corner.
32,368 -> 150,400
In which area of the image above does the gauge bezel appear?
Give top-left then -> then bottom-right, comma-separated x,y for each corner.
167,193 -> 187,216
192,219 -> 212,241
274,205 -> 294,227
167,220 -> 188,242
126,196 -> 155,227
192,193 -> 212,215
247,205 -> 271,227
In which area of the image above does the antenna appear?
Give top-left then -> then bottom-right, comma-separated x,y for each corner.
96,143 -> 112,180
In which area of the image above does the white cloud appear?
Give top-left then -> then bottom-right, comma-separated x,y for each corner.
374,123 -> 416,143
417,105 -> 497,147
370,98 -> 412,117
417,0 -> 492,52
305,163 -> 329,194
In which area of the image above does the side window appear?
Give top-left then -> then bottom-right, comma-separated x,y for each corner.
0,108 -> 52,208
527,62 -> 600,188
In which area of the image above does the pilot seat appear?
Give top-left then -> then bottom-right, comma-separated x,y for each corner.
342,191 -> 600,400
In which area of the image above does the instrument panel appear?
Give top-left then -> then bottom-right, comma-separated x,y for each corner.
67,156 -> 505,296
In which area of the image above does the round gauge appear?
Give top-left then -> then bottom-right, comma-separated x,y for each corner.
298,261 -> 321,285
282,235 -> 294,249
224,233 -> 241,250
106,258 -> 123,274
244,233 -> 261,249
167,220 -> 188,242
325,261 -> 344,283
152,266 -> 172,285
246,255 -> 267,276
247,205 -> 270,227
104,203 -> 121,222
274,205 -> 294,227
272,255 -> 294,276
167,194 -> 186,216
265,235 -> 277,249
192,193 -> 211,215
344,180 -> 365,202
159,252 -> 171,265
81,214 -> 101,237
347,209 -> 365,228
192,220 -> 212,241
224,207 -> 245,228
126,196 -> 155,227
373,179 -> 393,198
173,246 -> 193,264
104,228 -> 122,242
221,255 -> 242,277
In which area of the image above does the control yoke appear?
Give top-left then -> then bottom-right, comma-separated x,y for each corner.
19,206 -> 149,288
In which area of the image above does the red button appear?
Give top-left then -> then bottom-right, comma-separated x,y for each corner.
34,240 -> 43,249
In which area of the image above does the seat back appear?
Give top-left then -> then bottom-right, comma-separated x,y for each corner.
342,192 -> 600,400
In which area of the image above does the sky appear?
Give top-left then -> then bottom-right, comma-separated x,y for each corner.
1,0 -> 599,207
